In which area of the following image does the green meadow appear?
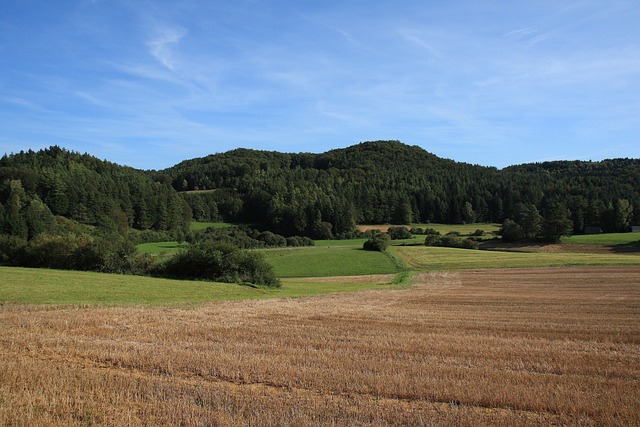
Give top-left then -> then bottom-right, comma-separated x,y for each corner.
562,232 -> 640,246
0,267 -> 396,306
262,246 -> 400,278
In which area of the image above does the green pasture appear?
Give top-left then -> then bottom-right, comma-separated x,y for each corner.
562,232 -> 640,246
395,246 -> 640,271
261,246 -> 401,278
0,267 -> 395,306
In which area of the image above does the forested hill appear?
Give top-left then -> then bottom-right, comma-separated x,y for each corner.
0,146 -> 190,239
162,140 -> 640,237
1,141 -> 638,241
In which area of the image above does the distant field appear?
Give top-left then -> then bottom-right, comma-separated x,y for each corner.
2,266 -> 638,425
261,246 -> 400,278
0,267 -> 397,306
358,223 -> 500,235
563,232 -> 640,245
396,245 -> 640,271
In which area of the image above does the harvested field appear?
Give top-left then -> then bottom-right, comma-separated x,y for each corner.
1,266 -> 639,426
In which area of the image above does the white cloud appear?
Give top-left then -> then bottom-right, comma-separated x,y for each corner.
146,26 -> 187,71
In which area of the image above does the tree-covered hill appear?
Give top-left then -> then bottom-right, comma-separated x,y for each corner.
162,140 -> 640,237
0,146 -> 190,239
2,141 -> 639,241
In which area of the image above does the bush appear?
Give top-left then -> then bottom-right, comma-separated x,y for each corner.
363,233 -> 391,252
424,234 -> 442,246
159,242 -> 280,287
425,234 -> 479,250
0,234 -> 27,265
500,219 -> 525,242
388,226 -> 412,240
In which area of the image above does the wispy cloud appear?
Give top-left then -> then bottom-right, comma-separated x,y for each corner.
397,28 -> 443,58
146,26 -> 187,71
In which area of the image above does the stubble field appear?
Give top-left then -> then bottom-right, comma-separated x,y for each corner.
1,266 -> 639,426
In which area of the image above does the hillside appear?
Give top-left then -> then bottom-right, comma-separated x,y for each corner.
2,141 -> 639,240
162,140 -> 640,236
0,146 -> 190,238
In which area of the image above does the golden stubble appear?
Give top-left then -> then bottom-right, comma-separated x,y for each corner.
1,266 -> 639,426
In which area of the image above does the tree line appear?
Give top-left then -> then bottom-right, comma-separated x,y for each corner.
2,141 -> 639,245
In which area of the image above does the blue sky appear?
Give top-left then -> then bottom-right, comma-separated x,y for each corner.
1,0 -> 639,170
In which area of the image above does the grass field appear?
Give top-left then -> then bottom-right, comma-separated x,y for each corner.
0,267 -> 398,306
563,232 -> 640,245
396,245 -> 640,271
2,266 -> 638,425
262,246 -> 401,278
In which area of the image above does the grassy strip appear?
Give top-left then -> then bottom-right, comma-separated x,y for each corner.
395,246 -> 640,271
0,267 -> 396,306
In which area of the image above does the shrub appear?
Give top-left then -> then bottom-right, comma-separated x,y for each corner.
363,233 -> 391,252
440,235 -> 463,247
500,219 -> 525,242
424,234 -> 442,246
388,226 -> 412,240
425,234 -> 479,250
0,234 -> 27,266
159,242 -> 280,287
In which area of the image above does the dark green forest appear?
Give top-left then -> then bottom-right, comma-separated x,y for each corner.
2,141 -> 639,243
163,140 -> 640,238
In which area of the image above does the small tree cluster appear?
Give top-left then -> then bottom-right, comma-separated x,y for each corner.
387,226 -> 412,240
424,233 -> 479,250
190,226 -> 314,249
500,203 -> 573,243
158,241 -> 280,288
363,233 -> 391,252
0,232 -> 138,273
